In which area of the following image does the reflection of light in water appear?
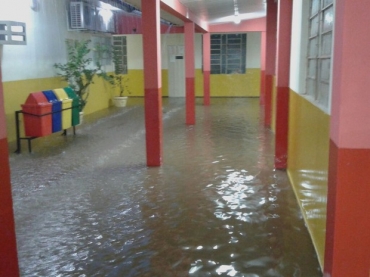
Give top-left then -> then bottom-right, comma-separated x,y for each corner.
212,170 -> 268,223
189,259 -> 203,274
223,171 -> 255,185
216,265 -> 238,276
298,169 -> 327,181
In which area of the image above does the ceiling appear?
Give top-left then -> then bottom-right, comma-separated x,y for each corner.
121,0 -> 266,26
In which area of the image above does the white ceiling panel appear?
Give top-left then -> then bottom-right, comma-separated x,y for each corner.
122,0 -> 266,26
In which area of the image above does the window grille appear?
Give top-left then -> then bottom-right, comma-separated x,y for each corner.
112,35 -> 127,74
210,34 -> 247,74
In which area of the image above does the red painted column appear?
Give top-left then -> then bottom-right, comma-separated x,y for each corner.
184,22 -> 195,125
324,0 -> 370,276
260,31 -> 266,106
264,0 -> 277,127
274,0 -> 292,169
0,52 -> 20,276
142,0 -> 163,166
202,32 -> 210,106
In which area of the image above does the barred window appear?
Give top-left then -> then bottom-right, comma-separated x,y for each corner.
306,0 -> 334,108
112,35 -> 127,74
211,34 -> 247,74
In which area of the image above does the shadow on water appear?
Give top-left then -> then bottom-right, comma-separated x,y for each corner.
10,98 -> 322,277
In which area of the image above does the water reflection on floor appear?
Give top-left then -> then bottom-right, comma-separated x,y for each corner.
10,98 -> 322,277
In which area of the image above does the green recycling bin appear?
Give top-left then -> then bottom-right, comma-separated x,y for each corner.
63,87 -> 80,126
53,88 -> 73,130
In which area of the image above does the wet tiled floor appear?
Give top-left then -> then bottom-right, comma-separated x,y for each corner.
9,98 -> 322,276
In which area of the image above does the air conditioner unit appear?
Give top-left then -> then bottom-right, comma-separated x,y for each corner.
69,1 -> 95,30
68,0 -> 116,33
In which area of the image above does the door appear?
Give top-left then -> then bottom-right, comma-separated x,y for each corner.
168,45 -> 185,97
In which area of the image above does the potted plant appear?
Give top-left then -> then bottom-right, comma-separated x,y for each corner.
110,43 -> 130,107
54,39 -> 113,115
111,75 -> 131,107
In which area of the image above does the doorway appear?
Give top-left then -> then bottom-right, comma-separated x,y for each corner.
167,45 -> 185,97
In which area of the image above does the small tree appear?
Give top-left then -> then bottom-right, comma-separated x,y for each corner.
54,40 -> 113,111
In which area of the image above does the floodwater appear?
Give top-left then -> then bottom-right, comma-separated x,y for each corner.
9,98 -> 322,277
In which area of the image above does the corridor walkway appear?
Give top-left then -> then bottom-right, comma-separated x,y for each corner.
9,98 -> 322,276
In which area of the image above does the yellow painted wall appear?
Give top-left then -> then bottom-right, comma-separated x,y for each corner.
110,70 -> 168,97
195,69 -> 204,97
287,89 -> 329,269
210,69 -> 260,97
271,76 -> 277,133
163,68 -> 259,97
162,70 -> 169,97
121,70 -> 144,97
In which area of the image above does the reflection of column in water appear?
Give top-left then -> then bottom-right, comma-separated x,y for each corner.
140,168 -> 192,275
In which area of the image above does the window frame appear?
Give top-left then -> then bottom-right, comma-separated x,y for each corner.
305,0 -> 334,110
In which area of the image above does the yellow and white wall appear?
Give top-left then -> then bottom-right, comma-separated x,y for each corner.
126,31 -> 261,98
287,0 -> 330,268
1,0 -> 262,143
210,32 -> 261,97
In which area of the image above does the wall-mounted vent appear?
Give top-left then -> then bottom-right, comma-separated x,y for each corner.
0,21 -> 26,45
70,2 -> 83,29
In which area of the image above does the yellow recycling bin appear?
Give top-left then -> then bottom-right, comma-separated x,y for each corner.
53,88 -> 73,130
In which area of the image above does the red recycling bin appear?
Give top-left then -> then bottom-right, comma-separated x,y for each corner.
21,92 -> 53,137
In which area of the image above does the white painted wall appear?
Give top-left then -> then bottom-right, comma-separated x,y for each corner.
127,33 -> 203,70
0,0 -> 114,82
290,0 -> 309,94
0,0 -> 262,82
246,32 -> 261,68
126,34 -> 143,69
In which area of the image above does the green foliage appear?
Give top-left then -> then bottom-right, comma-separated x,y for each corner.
54,40 -> 113,111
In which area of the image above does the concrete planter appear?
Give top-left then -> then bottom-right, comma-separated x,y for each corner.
113,96 -> 128,107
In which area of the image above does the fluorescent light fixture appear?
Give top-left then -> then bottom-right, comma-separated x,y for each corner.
209,11 -> 266,25
98,1 -> 121,12
98,8 -> 113,28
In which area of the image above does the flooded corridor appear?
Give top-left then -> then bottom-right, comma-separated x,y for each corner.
9,98 -> 322,276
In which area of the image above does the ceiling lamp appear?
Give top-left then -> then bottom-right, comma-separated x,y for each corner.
233,0 -> 241,24
234,12 -> 241,24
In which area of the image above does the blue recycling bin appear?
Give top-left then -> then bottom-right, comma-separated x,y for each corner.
42,90 -> 62,133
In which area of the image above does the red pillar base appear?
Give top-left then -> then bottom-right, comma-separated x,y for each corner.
274,86 -> 289,169
186,77 -> 195,125
324,140 -> 370,277
0,138 -> 20,276
203,71 -> 210,106
145,88 -> 163,166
